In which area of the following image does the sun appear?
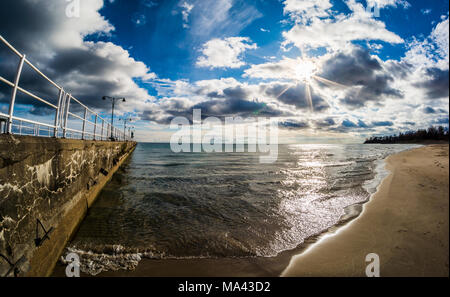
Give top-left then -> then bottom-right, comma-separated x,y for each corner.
295,60 -> 316,83
276,58 -> 347,112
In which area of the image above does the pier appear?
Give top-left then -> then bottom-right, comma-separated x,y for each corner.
0,36 -> 136,276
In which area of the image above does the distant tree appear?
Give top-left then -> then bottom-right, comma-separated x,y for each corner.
364,126 -> 449,144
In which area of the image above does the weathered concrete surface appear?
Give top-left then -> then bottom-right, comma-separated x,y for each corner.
0,135 -> 136,277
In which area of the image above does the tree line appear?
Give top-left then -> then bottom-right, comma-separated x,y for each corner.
364,126 -> 449,144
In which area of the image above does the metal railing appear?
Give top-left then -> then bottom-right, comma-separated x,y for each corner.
0,35 -> 132,141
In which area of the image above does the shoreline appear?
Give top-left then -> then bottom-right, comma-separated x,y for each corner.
52,144 -> 448,277
282,144 -> 449,276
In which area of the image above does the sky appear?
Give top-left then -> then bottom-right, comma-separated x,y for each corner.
0,0 -> 448,143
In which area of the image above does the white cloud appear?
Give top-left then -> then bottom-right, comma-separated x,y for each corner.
179,1 -> 194,28
282,0 -> 403,52
283,17 -> 403,52
187,0 -> 262,38
404,17 -> 449,70
132,13 -> 147,26
283,0 -> 332,23
366,0 -> 410,9
244,57 -> 311,80
142,0 -> 158,8
196,37 -> 257,69
430,17 -> 449,66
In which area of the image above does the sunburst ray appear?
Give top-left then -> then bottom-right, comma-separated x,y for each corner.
312,75 -> 347,88
305,83 -> 313,112
277,83 -> 295,99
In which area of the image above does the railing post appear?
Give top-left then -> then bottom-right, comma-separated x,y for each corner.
101,119 -> 104,141
53,88 -> 64,137
59,91 -> 66,128
7,54 -> 26,134
81,107 -> 87,140
63,94 -> 71,138
93,115 -> 98,140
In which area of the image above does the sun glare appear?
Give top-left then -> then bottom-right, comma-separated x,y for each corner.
295,61 -> 316,83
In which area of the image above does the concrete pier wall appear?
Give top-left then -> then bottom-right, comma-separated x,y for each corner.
0,135 -> 136,276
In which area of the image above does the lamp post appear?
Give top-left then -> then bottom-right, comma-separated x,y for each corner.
102,96 -> 125,140
119,118 -> 133,141
128,126 -> 135,140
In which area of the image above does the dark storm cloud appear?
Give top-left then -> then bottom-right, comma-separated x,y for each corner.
263,83 -> 329,111
357,119 -> 369,128
199,85 -> 292,118
415,68 -> 449,99
139,111 -> 174,124
327,118 -> 391,133
314,117 -> 336,128
0,65 -> 62,116
0,1 -> 55,54
48,48 -> 115,77
0,0 -> 154,121
192,98 -> 266,117
140,99 -> 290,125
0,46 -> 142,113
434,117 -> 449,125
140,82 -> 299,124
371,121 -> 394,127
203,85 -> 250,100
423,106 -> 436,114
313,116 -> 398,133
342,119 -> 359,128
279,120 -> 309,130
328,118 -> 376,133
139,99 -> 286,124
317,47 -> 404,108
385,60 -> 413,79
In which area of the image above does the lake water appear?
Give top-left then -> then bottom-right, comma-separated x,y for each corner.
64,143 -> 418,275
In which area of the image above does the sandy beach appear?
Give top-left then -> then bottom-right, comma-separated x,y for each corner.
282,144 -> 449,277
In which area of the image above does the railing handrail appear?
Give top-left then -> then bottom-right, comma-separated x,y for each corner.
0,35 -> 131,141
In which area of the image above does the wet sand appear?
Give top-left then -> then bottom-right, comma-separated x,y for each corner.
282,144 -> 449,277
52,144 -> 449,277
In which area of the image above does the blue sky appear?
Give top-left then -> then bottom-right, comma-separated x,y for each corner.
94,0 -> 446,80
0,0 -> 448,142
